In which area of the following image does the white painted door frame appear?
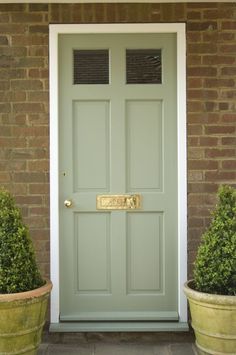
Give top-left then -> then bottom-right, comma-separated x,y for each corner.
49,23 -> 187,326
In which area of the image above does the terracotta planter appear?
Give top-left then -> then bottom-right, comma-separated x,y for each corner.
184,280 -> 236,355
0,279 -> 52,355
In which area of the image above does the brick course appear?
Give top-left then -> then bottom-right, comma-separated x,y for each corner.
0,3 -> 235,279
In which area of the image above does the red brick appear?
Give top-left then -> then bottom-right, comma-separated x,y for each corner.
28,137 -> 48,148
12,126 -> 48,137
188,67 -> 217,77
188,183 -> 218,193
187,55 -> 202,65
29,183 -> 49,195
219,102 -> 229,111
30,229 -> 49,240
204,78 -> 235,88
0,24 -> 27,34
0,35 -> 8,45
0,4 -> 26,11
25,216 -> 46,229
191,113 -> 220,124
187,21 -> 218,31
221,21 -> 236,30
188,125 -> 203,135
29,25 -> 49,34
11,13 -> 43,23
15,195 -> 42,205
35,251 -> 49,263
12,35 -> 48,46
205,148 -> 235,158
187,11 -> 202,20
188,89 -> 218,100
104,3 -> 117,22
0,103 -> 10,113
188,137 -> 199,146
205,171 -> 236,181
188,217 -> 204,228
0,172 -> 11,182
15,57 -> 45,68
28,46 -> 48,57
13,103 -> 45,113
188,43 -> 217,54
28,160 -> 49,172
29,206 -> 49,217
188,78 -> 202,88
29,4 -> 48,12
199,137 -> 218,146
205,125 -> 235,134
11,148 -> 47,159
221,67 -> 236,76
220,44 -> 236,53
188,194 -> 207,206
187,3 -> 218,9
222,160 -> 236,169
205,101 -> 217,112
11,79 -> 43,90
14,172 -> 47,183
0,137 -> 26,148
188,148 -> 204,159
218,32 -> 235,41
222,114 -> 236,122
0,81 -> 10,90
221,137 -> 236,145
221,90 -> 236,99
187,32 -> 202,42
28,91 -> 49,102
188,160 -> 218,170
188,101 -> 205,112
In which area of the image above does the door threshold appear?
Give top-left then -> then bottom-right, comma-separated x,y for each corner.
50,322 -> 189,332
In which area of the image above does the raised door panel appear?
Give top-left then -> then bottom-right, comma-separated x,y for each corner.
75,212 -> 111,294
126,100 -> 163,192
73,100 -> 110,192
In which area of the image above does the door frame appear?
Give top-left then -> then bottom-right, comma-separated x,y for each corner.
49,23 -> 187,327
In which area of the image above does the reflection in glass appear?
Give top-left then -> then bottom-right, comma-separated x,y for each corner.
74,50 -> 109,84
126,49 -> 162,84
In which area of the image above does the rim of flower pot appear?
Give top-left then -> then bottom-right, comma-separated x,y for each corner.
183,280 -> 236,306
0,279 -> 52,302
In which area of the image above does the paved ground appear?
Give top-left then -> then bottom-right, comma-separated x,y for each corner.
39,332 -> 197,354
38,342 -> 197,354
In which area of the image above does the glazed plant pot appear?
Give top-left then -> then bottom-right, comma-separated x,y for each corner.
184,280 -> 236,355
0,279 -> 52,355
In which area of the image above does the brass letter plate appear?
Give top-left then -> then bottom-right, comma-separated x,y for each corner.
96,194 -> 141,210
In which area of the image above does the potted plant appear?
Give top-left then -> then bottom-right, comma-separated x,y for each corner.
0,189 -> 52,355
184,185 -> 236,354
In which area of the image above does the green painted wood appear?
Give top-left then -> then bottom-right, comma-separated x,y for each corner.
50,322 -> 189,332
59,33 -> 178,322
60,311 -> 178,321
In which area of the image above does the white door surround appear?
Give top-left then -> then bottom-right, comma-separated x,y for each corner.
49,23 -> 187,330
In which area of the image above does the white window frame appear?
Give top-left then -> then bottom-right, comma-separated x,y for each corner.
49,23 -> 187,325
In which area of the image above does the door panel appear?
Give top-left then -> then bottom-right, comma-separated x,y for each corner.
75,212 -> 111,294
73,100 -> 110,191
126,100 -> 163,191
59,33 -> 178,321
127,212 -> 163,294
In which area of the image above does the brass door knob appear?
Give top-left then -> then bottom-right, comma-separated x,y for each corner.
64,199 -> 73,208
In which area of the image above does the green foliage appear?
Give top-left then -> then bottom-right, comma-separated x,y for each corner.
0,189 -> 44,293
194,185 -> 236,295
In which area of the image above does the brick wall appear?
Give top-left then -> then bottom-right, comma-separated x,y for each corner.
0,2 -> 235,278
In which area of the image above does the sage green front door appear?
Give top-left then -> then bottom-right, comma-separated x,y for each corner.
59,33 -> 178,321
